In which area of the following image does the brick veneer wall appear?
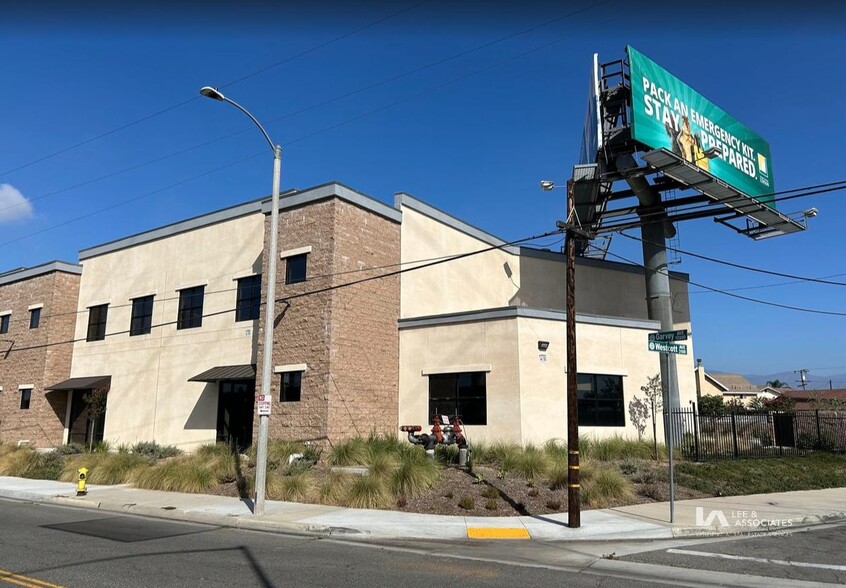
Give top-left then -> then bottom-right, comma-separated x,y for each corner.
0,270 -> 80,447
255,196 -> 400,444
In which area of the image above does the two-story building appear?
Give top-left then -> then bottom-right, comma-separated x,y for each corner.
2,181 -> 697,450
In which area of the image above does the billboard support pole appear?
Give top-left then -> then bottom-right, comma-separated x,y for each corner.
617,153 -> 679,522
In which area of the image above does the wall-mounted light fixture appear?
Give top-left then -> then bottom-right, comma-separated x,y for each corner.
538,341 -> 550,351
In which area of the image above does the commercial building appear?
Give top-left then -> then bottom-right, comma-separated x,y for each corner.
2,182 -> 697,450
0,261 -> 81,447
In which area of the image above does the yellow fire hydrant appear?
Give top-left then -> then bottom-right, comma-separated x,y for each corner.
77,467 -> 88,496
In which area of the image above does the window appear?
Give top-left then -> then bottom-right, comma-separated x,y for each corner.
285,253 -> 307,284
130,295 -> 154,336
0,314 -> 9,334
428,372 -> 487,425
577,373 -> 625,427
86,304 -> 109,341
29,308 -> 41,329
280,371 -> 302,402
235,275 -> 261,322
177,286 -> 205,330
20,388 -> 32,410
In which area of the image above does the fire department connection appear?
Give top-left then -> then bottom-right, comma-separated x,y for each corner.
401,415 -> 470,466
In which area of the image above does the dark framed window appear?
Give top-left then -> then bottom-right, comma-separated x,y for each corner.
280,371 -> 302,402
29,308 -> 41,329
86,304 -> 109,342
236,275 -> 262,322
177,286 -> 205,330
20,388 -> 32,410
130,295 -> 154,336
285,253 -> 307,285
577,373 -> 625,427
428,372 -> 487,425
0,314 -> 9,334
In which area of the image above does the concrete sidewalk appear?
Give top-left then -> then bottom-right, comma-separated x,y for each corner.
2,476 -> 844,541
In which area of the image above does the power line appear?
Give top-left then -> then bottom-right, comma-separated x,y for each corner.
617,231 -> 846,286
598,248 -> 846,318
3,240 -> 536,326
4,229 -> 559,354
0,1 -> 431,178
0,3 -> 609,246
688,272 -> 846,295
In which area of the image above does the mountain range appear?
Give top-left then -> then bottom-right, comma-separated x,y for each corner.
743,371 -> 846,390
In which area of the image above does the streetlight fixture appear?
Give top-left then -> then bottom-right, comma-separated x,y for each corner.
200,86 -> 281,516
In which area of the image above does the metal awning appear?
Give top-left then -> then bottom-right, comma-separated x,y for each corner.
45,375 -> 111,391
188,364 -> 256,382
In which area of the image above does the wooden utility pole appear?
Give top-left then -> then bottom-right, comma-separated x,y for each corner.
565,178 -> 580,529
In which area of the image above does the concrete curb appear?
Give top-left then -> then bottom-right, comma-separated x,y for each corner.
41,494 -> 334,537
3,485 -> 844,543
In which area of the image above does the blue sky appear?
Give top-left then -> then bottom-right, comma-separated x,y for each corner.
1,1 -> 844,379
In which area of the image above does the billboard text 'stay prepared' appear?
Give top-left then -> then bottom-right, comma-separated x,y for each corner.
628,46 -> 775,205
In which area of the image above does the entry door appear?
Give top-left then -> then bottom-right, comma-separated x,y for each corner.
216,380 -> 255,451
68,389 -> 106,446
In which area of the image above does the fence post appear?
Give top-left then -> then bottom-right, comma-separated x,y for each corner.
692,404 -> 701,461
731,412 -> 739,458
816,410 -> 822,450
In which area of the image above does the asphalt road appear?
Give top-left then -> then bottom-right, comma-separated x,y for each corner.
3,498 -> 845,588
0,499 -> 651,588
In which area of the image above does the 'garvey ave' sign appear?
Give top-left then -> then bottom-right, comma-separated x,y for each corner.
648,341 -> 688,355
648,329 -> 688,342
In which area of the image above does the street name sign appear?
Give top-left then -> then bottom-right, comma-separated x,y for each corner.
648,329 -> 688,342
648,340 -> 688,355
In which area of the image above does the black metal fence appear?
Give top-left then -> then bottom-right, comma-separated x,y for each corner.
665,408 -> 846,461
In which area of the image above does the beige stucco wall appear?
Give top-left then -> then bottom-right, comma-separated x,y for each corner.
397,199 -> 697,445
399,205 -> 690,326
399,315 -> 698,445
70,212 -> 264,450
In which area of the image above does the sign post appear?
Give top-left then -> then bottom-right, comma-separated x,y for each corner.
647,329 -> 690,523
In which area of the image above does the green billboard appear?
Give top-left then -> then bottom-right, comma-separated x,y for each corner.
628,46 -> 774,205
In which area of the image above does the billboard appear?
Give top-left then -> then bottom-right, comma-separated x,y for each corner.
578,53 -> 602,165
628,46 -> 775,205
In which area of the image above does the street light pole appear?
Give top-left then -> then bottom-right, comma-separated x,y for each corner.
200,86 -> 280,516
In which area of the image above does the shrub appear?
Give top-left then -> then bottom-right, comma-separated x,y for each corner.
481,485 -> 499,500
458,495 -> 475,510
330,438 -> 369,466
546,500 -> 562,511
59,453 -> 107,482
302,443 -> 322,464
542,439 -> 567,461
367,450 -> 399,479
262,440 -> 306,470
345,474 -> 391,509
58,443 -> 86,455
87,453 -> 149,485
195,443 -> 238,482
131,441 -> 181,460
468,441 -> 491,464
132,459 -> 216,493
581,463 -> 635,509
515,445 -> 551,483
484,498 -> 498,511
267,472 -> 313,502
92,441 -> 112,454
582,436 -> 660,461
390,454 -> 440,498
547,458 -> 569,490
435,444 -> 458,464
618,459 -> 641,476
489,441 -> 521,476
444,490 -> 454,500
319,472 -> 355,505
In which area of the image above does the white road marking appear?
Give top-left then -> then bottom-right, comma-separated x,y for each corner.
667,548 -> 846,572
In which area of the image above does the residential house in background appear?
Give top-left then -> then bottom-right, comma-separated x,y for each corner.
0,261 -> 81,447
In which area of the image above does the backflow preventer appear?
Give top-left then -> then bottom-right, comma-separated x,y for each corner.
401,415 -> 470,466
